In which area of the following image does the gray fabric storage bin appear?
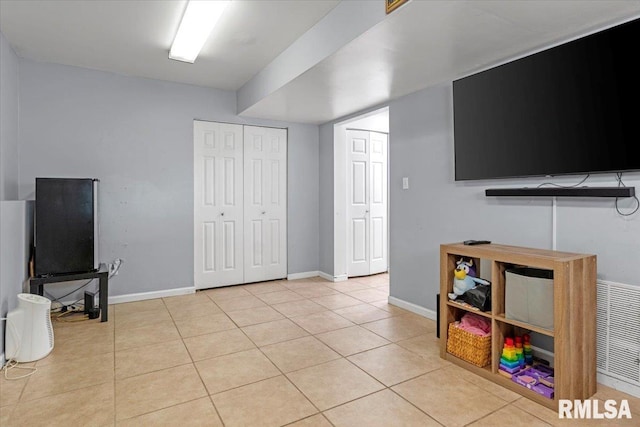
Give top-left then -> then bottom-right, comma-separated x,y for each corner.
505,267 -> 554,330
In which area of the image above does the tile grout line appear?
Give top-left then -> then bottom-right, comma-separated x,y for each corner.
207,394 -> 227,427
114,298 -> 213,424
168,298 -> 229,427
281,412 -> 336,427
509,397 -> 565,427
386,387 -> 446,426
215,322 -> 326,425
249,332 -> 324,415
460,399 -> 513,427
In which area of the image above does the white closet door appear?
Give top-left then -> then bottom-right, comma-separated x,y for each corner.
243,126 -> 287,283
347,130 -> 371,277
369,131 -> 388,274
194,120 -> 244,289
346,129 -> 388,277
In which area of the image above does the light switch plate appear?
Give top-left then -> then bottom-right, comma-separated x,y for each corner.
402,177 -> 409,190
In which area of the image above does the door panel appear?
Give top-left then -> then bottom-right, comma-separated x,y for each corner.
369,131 -> 388,274
371,216 -> 384,261
244,126 -> 287,283
251,220 -> 263,267
194,121 -> 244,289
270,219 -> 280,265
352,161 -> 367,205
352,218 -> 367,262
347,130 -> 370,277
347,130 -> 388,277
203,222 -> 215,271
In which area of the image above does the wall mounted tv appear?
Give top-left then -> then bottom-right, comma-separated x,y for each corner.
453,17 -> 640,181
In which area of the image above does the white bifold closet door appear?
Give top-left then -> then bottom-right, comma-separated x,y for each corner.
194,121 -> 244,288
346,129 -> 388,277
243,126 -> 287,283
194,120 -> 287,289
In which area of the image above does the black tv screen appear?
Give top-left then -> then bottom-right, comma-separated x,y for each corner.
453,17 -> 640,181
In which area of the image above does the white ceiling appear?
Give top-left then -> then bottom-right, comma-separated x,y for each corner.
0,0 -> 339,90
2,0 -> 640,124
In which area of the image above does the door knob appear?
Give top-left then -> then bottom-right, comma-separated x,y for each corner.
221,212 -> 224,216
261,211 -> 266,215
365,210 -> 369,213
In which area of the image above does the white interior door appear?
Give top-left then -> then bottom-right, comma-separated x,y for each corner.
243,126 -> 287,283
369,131 -> 388,274
194,121 -> 244,289
346,129 -> 388,277
347,130 -> 371,277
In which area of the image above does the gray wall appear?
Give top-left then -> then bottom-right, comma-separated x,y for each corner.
318,122 -> 334,274
556,193 -> 640,286
319,82 -> 639,312
18,59 -> 319,299
0,31 -> 19,200
389,85 -> 551,310
286,124 -> 320,274
388,84 -> 554,309
0,30 -> 22,362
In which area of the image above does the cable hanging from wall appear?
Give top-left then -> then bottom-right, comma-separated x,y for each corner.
536,174 -> 590,188
615,173 -> 639,216
535,173 -> 638,217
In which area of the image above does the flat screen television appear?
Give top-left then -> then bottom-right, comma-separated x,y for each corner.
35,178 -> 99,276
453,17 -> 640,181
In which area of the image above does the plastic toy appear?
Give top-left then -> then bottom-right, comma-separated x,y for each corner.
512,365 -> 555,399
523,333 -> 533,365
515,336 -> 525,367
499,337 -> 522,376
448,258 -> 490,300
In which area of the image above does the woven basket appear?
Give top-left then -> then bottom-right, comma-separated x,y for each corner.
446,322 -> 492,367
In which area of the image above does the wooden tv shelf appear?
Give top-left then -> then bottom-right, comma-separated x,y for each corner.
439,242 -> 597,410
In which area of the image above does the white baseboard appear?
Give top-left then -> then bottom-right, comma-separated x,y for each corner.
108,286 -> 195,305
388,296 -> 437,320
287,271 -> 319,280
598,373 -> 640,398
318,271 -> 348,282
318,271 -> 333,282
0,352 -> 4,368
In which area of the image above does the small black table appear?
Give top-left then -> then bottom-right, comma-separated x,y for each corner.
29,263 -> 109,322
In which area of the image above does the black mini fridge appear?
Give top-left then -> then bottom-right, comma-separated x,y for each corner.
35,178 -> 99,276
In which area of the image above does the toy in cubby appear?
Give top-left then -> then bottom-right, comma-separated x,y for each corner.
498,337 -> 522,377
499,333 -> 535,377
515,336 -> 525,367
512,364 -> 555,399
523,333 -> 533,365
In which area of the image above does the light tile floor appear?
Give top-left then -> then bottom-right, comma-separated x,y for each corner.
1,273 -> 639,426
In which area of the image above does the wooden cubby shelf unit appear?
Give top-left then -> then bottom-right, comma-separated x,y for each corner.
439,242 -> 597,410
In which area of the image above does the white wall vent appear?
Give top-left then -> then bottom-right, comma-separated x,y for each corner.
596,280 -> 640,397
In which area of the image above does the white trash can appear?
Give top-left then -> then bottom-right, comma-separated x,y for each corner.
5,293 -> 54,362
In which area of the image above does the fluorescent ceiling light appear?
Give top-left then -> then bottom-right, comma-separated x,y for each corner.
169,0 -> 230,63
